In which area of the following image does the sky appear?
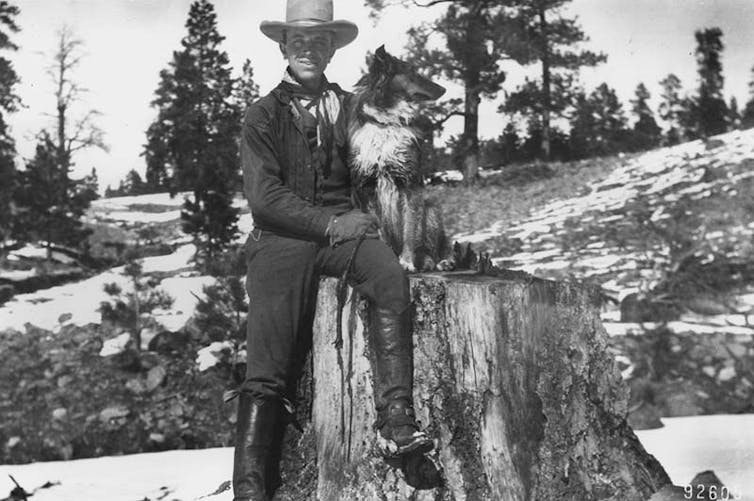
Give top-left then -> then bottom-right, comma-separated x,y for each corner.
6,0 -> 754,191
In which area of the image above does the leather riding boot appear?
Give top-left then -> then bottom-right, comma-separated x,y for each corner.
371,306 -> 413,407
233,394 -> 281,501
370,307 -> 433,458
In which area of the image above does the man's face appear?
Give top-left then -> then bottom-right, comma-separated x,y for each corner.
281,29 -> 335,87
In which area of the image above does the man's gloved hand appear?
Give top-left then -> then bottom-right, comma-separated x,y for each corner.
326,210 -> 379,245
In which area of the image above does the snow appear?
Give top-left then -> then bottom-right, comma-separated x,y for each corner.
0,414 -> 751,501
99,332 -> 131,356
0,448 -> 234,501
636,415 -> 754,501
0,245 -> 213,334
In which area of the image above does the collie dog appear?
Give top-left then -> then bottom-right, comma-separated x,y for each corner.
348,46 -> 452,272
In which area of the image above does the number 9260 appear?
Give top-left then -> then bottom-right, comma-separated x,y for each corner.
683,484 -> 738,500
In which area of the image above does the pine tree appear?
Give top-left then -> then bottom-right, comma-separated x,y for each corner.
0,1 -> 21,253
727,96 -> 741,131
234,58 -> 260,110
569,83 -> 627,158
742,66 -> 754,129
502,0 -> 605,160
658,73 -> 686,145
13,132 -> 97,258
691,27 -> 728,138
367,0 -> 536,185
144,0 -> 244,264
629,82 -> 662,151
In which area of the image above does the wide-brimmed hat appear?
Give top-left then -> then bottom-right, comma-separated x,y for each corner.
260,0 -> 358,50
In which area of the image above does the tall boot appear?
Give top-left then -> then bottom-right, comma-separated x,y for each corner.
233,394 -> 281,501
370,306 -> 434,458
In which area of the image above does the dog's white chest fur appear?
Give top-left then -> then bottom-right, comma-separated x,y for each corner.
349,105 -> 419,179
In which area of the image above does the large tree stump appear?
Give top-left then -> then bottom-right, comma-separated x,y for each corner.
301,271 -> 670,500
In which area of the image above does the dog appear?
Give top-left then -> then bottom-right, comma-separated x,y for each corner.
348,46 -> 452,272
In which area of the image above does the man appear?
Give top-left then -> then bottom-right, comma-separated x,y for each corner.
234,1 -> 433,500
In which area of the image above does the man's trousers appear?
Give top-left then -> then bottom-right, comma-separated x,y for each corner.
241,229 -> 412,410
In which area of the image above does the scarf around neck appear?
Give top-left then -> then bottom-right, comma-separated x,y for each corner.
279,68 -> 344,179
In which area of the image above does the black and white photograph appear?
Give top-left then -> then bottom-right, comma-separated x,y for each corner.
0,0 -> 753,499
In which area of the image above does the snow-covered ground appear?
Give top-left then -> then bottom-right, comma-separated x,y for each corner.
0,244 -> 215,335
0,414 -> 751,501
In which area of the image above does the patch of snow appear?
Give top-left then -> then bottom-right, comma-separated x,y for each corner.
154,275 -> 217,332
99,210 -> 182,224
196,341 -> 235,371
636,414 -> 754,501
0,269 -> 37,281
0,245 -> 209,334
140,244 -> 196,273
99,332 -> 131,357
0,448 -> 235,501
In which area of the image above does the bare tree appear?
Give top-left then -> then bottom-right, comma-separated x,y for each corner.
45,25 -> 108,177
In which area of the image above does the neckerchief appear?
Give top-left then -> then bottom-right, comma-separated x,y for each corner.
280,68 -> 343,179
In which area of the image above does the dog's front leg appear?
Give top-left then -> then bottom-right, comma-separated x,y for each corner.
398,192 -> 417,272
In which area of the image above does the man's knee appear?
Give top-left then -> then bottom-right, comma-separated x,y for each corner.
354,240 -> 410,312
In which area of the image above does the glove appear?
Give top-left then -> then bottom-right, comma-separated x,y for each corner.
326,210 -> 379,245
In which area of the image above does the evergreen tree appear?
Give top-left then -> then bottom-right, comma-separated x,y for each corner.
690,28 -> 728,138
502,0 -> 605,160
727,96 -> 741,131
0,1 -> 21,252
234,58 -> 260,110
658,73 -> 686,145
569,83 -> 627,158
367,0 -> 536,185
13,132 -> 97,258
144,0 -> 242,263
742,66 -> 754,129
629,82 -> 662,151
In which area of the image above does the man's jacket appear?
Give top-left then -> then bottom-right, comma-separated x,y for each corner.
241,82 -> 353,242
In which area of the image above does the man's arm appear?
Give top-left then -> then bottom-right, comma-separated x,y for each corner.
241,109 -> 337,241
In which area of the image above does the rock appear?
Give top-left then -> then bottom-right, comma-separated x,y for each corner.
628,403 -> 664,430
125,378 -> 147,394
648,484 -> 688,500
145,365 -> 167,391
717,366 -> 736,382
0,283 -> 15,304
51,408 -> 68,421
663,392 -> 702,417
58,312 -> 73,324
6,436 -> 21,449
620,292 -> 679,322
702,365 -> 716,378
99,405 -> 130,425
147,330 -> 190,354
56,375 -> 74,388
149,432 -> 166,444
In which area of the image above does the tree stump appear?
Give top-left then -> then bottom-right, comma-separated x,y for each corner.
298,271 -> 670,500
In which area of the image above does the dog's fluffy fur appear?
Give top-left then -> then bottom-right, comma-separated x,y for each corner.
348,46 -> 450,272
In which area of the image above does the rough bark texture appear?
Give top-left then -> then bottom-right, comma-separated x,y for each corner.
280,271 -> 670,501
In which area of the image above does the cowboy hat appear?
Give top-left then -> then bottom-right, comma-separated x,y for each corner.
260,0 -> 358,50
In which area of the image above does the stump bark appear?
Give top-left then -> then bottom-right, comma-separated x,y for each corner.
291,271 -> 670,500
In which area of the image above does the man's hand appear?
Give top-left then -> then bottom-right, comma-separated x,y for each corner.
327,211 -> 379,245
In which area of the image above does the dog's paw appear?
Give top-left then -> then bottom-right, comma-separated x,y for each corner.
399,255 -> 416,273
435,258 -> 456,272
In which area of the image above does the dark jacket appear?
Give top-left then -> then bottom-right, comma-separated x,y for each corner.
241,82 -> 353,241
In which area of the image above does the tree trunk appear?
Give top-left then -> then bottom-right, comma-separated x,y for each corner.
462,87 -> 480,186
281,272 -> 671,500
539,7 -> 552,161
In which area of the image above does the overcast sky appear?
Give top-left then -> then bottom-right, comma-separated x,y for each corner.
7,0 -> 754,191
